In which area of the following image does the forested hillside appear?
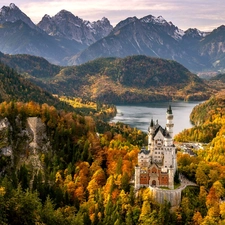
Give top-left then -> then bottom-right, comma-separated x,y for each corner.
0,54 -> 213,103
0,53 -> 62,78
175,91 -> 225,143
0,101 -> 149,224
172,91 -> 225,224
0,62 -> 71,111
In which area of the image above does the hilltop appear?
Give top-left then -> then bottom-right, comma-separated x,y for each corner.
0,54 -> 213,103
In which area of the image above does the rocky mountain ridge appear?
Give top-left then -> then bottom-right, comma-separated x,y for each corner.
0,3 -> 113,65
37,10 -> 113,46
0,3 -> 225,72
0,3 -> 38,31
71,15 -> 220,72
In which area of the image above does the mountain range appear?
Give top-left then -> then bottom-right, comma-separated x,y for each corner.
0,3 -> 225,72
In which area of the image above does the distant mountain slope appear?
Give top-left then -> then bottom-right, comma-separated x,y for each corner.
67,14 -> 225,72
210,73 -> 225,82
1,3 -> 225,72
69,15 -> 214,72
0,62 -> 72,110
0,53 -> 62,78
37,10 -> 113,45
11,55 -> 210,103
0,3 -> 39,31
0,3 -> 112,65
0,19 -> 85,65
69,16 -> 185,65
198,25 -> 225,72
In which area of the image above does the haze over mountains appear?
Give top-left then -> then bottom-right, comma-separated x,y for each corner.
0,3 -> 225,72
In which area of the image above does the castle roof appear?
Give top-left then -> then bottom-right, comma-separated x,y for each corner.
154,124 -> 165,137
139,147 -> 150,155
148,118 -> 172,139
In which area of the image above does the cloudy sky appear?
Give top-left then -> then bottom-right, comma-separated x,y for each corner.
1,0 -> 224,31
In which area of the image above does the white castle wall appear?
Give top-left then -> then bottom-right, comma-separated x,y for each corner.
149,180 -> 198,207
149,186 -> 182,207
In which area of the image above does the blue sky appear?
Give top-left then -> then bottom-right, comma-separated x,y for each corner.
1,1 -> 224,31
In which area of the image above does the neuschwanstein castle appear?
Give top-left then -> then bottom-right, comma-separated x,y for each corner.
134,105 -> 177,190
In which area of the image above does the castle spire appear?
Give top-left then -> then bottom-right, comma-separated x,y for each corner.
167,105 -> 172,114
165,105 -> 174,145
150,118 -> 154,127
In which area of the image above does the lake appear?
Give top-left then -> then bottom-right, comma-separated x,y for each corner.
110,101 -> 202,135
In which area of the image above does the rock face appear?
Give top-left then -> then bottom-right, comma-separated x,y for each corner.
0,116 -> 51,171
27,117 -> 48,154
0,3 -> 40,31
0,117 -> 12,157
37,10 -> 113,46
70,15 -> 210,71
0,4 -> 113,65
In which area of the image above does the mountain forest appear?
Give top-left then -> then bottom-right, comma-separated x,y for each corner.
0,54 -> 214,103
1,3 -> 225,225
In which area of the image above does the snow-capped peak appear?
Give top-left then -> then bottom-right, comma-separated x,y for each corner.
184,28 -> 207,38
0,3 -> 40,31
141,15 -> 168,25
196,29 -> 207,37
154,16 -> 166,24
173,28 -> 185,40
9,3 -> 17,9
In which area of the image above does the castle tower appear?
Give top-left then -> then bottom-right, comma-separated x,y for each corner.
165,105 -> 174,147
148,119 -> 154,151
166,105 -> 174,138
